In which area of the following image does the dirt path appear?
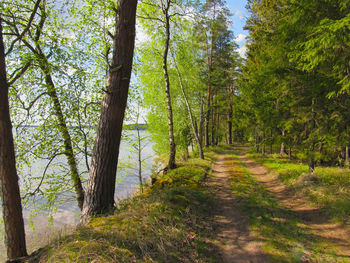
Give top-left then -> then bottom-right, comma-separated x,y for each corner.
238,152 -> 350,260
209,153 -> 269,263
209,147 -> 350,262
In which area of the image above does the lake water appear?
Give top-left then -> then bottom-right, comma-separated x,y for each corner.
0,130 -> 156,260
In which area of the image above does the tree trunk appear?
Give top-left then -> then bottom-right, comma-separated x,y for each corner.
308,158 -> 315,174
288,146 -> 292,160
24,2 -> 85,210
0,19 -> 27,260
204,0 -> 217,147
210,99 -> 215,145
228,85 -> 233,145
184,145 -> 189,161
81,0 -> 138,219
205,90 -> 211,147
137,127 -> 143,193
41,70 -> 85,210
228,107 -> 233,145
215,110 -> 219,145
270,129 -> 273,154
162,4 -> 176,169
198,98 -> 205,158
171,53 -> 203,159
262,130 -> 265,155
308,98 -> 316,174
345,145 -> 349,168
280,128 -> 286,155
255,126 -> 259,153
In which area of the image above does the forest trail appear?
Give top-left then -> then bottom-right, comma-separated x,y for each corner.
210,146 -> 350,262
209,150 -> 269,262
238,153 -> 350,260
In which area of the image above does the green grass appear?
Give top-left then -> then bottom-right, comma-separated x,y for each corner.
227,154 -> 344,262
248,153 -> 350,222
32,157 -> 220,263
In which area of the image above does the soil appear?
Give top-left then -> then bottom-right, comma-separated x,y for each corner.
209,153 -> 269,263
238,153 -> 350,259
209,146 -> 350,262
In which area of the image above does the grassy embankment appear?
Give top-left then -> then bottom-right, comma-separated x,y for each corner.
227,148 -> 350,262
31,157 -> 220,263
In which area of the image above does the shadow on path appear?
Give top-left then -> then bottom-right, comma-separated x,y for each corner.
208,149 -> 269,263
236,148 -> 350,261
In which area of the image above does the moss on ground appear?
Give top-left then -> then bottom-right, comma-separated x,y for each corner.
30,157 -> 220,263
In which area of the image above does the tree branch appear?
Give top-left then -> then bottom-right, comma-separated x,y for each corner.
22,151 -> 63,199
8,61 -> 32,85
4,0 -> 42,56
136,15 -> 165,24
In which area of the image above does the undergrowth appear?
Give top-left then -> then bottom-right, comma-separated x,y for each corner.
31,158 -> 219,263
248,153 -> 350,222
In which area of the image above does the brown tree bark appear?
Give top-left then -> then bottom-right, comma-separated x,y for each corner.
81,0 -> 138,219
255,126 -> 259,153
346,145 -> 349,168
199,98 -> 204,149
205,92 -> 211,147
270,129 -> 273,154
215,110 -> 220,145
288,146 -> 292,160
210,97 -> 215,145
228,92 -> 233,145
0,18 -> 27,260
262,130 -> 265,155
308,98 -> 316,174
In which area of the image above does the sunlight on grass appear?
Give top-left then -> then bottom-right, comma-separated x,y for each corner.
229,153 -> 346,262
248,154 -> 350,222
35,158 -> 220,263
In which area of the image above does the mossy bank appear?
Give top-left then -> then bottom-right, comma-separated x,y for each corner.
26,158 -> 220,263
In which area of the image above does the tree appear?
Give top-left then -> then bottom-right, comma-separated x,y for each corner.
171,51 -> 204,159
161,0 -> 177,169
0,16 -> 27,260
2,0 -> 86,210
236,0 -> 350,170
81,0 -> 138,219
201,0 -> 217,147
194,0 -> 235,147
138,0 -> 185,169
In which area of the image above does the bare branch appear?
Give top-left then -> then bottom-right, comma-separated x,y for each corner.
34,2 -> 46,42
22,151 -> 63,199
139,0 -> 161,9
25,91 -> 48,112
107,30 -> 114,39
4,0 -> 42,56
8,61 -> 32,85
136,15 -> 165,24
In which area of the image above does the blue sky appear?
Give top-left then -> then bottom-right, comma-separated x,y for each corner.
226,0 -> 249,56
